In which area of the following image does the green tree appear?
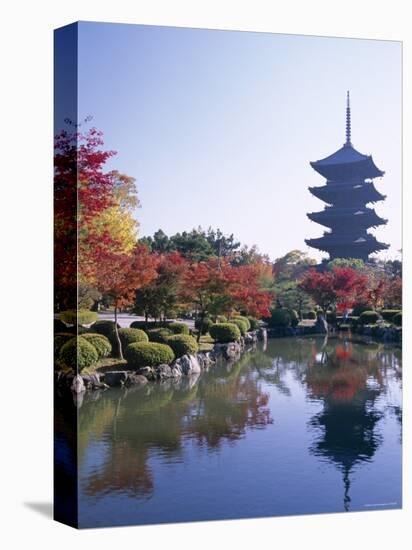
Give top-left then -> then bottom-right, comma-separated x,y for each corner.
272,280 -> 314,319
327,258 -> 365,271
273,250 -> 317,281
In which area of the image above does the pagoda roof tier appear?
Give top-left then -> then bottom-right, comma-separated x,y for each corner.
310,144 -> 384,180
307,207 -> 387,229
309,181 -> 386,205
305,233 -> 389,255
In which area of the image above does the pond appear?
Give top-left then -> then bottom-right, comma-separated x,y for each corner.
66,336 -> 402,527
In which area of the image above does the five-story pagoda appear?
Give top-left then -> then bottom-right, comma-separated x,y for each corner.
305,92 -> 389,261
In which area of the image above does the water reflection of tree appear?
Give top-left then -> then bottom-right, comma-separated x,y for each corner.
192,359 -> 272,448
76,336 -> 401,507
79,358 -> 273,498
253,339 -> 317,396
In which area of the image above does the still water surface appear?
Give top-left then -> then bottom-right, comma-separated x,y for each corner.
77,336 -> 402,527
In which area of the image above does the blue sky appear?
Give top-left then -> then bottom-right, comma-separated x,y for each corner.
74,22 -> 401,262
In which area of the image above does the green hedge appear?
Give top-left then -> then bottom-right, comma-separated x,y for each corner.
91,320 -> 120,337
358,311 -> 380,325
230,318 -> 249,335
118,328 -> 149,347
54,332 -> 75,357
381,309 -> 401,321
209,322 -> 241,343
81,333 -> 112,358
268,308 -> 299,328
59,336 -> 98,372
167,322 -> 190,335
59,309 -> 98,326
233,316 -> 251,332
167,334 -> 199,357
125,342 -> 175,368
247,316 -> 260,330
194,317 -> 213,334
216,315 -> 227,323
146,327 -> 173,343
393,312 -> 402,326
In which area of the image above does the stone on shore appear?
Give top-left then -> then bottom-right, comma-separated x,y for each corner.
176,354 -> 202,375
124,373 -> 148,387
71,374 -> 85,393
103,371 -> 128,387
155,364 -> 173,379
136,366 -> 156,380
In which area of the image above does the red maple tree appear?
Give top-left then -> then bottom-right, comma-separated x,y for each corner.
54,127 -> 125,306
223,263 -> 274,318
182,259 -> 273,339
96,245 -> 159,358
383,276 -> 402,309
299,267 -> 368,313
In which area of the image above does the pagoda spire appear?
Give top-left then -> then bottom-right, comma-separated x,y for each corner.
345,90 -> 352,147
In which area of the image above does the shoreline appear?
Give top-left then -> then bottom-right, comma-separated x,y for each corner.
55,328 -> 267,394
55,326 -> 401,395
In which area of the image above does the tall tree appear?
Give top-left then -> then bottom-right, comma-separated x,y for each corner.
134,252 -> 187,324
96,245 -> 159,358
273,250 -> 317,281
54,127 -> 141,307
91,171 -> 140,255
224,263 -> 274,318
384,276 -> 402,308
181,260 -> 228,340
182,260 -> 274,340
298,267 -> 368,313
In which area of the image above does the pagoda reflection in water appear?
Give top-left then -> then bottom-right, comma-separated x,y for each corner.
306,336 -> 384,511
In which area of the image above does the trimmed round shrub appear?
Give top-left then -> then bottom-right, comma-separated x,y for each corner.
381,309 -> 401,322
59,309 -> 98,326
54,332 -> 75,357
268,308 -> 299,328
247,316 -> 260,330
209,322 -> 241,343
231,318 -> 249,335
90,320 -> 120,337
392,312 -> 402,326
54,318 -> 67,332
216,315 -> 227,323
125,342 -> 175,368
81,333 -> 112,358
358,310 -> 380,325
59,336 -> 98,372
167,322 -> 190,335
167,334 -> 199,357
233,316 -> 251,332
106,327 -> 149,356
146,327 -> 173,343
194,316 -> 213,334
118,328 -> 149,347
